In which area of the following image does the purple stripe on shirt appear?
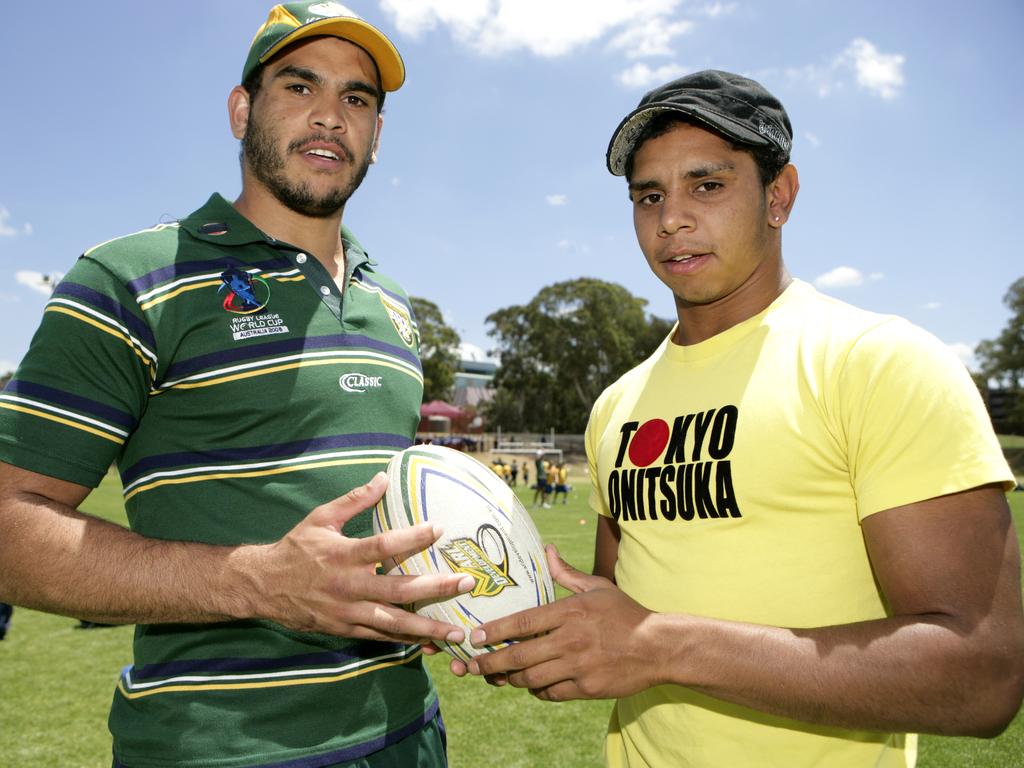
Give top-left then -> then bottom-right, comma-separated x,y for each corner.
160,334 -> 421,383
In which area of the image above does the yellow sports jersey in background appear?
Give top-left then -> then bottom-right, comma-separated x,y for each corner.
585,280 -> 1014,768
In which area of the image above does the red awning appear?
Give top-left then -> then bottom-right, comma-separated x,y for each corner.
420,400 -> 464,418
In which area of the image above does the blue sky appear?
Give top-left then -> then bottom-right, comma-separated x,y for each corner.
2,0 -> 1022,374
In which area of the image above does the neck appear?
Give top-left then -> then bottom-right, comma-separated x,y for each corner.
233,181 -> 346,279
673,262 -> 791,346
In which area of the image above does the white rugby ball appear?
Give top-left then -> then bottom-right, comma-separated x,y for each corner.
372,444 -> 556,661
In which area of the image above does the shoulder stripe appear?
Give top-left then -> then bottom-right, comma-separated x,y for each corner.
0,401 -> 126,444
4,380 -> 136,429
350,276 -> 411,310
53,281 -> 156,351
82,222 -> 179,256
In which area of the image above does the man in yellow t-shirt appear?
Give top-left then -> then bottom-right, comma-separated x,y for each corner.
463,70 -> 1024,767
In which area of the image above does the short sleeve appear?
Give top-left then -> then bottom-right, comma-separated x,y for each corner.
585,395 -> 613,518
838,318 -> 1014,519
0,255 -> 154,487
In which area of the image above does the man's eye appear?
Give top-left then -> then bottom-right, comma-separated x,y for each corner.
696,181 -> 723,193
344,94 -> 369,107
638,192 -> 663,205
287,84 -> 311,95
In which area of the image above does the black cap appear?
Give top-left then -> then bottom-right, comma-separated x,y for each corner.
606,69 -> 793,176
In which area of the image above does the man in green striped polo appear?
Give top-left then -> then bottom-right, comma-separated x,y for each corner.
0,3 -> 472,766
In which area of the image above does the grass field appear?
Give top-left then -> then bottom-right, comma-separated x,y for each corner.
1,474 -> 1022,767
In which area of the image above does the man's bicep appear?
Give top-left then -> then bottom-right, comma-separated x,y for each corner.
862,484 -> 1022,625
0,460 -> 94,510
593,514 -> 620,581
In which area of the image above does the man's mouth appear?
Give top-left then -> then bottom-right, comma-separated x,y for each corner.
305,147 -> 340,161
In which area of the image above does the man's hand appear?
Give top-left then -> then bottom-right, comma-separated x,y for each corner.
463,545 -> 661,701
252,472 -> 474,644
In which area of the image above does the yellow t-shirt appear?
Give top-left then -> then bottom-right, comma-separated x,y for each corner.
585,280 -> 1014,768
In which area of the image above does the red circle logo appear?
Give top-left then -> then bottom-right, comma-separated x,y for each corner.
628,419 -> 670,467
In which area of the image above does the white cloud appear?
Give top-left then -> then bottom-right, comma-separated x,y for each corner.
0,207 -> 19,237
697,2 -> 737,17
23,222 -> 33,235
608,17 -> 693,60
381,0 -> 687,58
947,342 -> 977,371
923,301 -> 942,310
390,176 -> 401,186
0,359 -> 17,375
15,270 -> 63,296
813,266 -> 883,289
546,193 -> 568,206
780,37 -> 905,102
619,61 -> 687,89
803,131 -> 821,148
843,38 -> 905,100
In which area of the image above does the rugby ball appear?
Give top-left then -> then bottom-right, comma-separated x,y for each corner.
372,444 -> 556,662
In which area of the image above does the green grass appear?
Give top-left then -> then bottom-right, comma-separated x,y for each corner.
999,434 -> 1024,450
1,476 -> 1022,766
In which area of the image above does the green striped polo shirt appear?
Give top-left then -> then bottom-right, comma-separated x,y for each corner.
0,194 -> 438,767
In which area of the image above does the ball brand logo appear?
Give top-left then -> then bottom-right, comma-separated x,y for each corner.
440,524 -> 517,598
608,405 -> 742,523
339,373 -> 383,393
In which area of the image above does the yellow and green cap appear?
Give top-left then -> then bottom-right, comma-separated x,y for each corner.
242,2 -> 405,92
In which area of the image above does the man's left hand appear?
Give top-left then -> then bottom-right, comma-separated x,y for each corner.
464,545 -> 661,701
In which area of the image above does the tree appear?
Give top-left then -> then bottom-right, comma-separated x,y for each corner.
483,278 -> 673,433
976,276 -> 1024,431
410,296 -> 461,403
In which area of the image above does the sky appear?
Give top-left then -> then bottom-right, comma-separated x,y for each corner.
2,0 -> 1022,375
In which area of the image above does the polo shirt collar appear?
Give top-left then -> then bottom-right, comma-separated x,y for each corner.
180,194 -> 378,271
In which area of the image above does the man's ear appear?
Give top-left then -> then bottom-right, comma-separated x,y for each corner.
767,164 -> 800,228
228,86 -> 252,141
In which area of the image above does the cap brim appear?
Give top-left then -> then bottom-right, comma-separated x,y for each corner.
259,17 -> 405,92
606,103 -> 772,176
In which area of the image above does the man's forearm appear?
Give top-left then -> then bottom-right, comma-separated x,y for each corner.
654,610 -> 1024,737
0,491 -> 258,625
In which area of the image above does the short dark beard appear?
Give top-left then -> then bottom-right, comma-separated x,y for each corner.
241,109 -> 373,218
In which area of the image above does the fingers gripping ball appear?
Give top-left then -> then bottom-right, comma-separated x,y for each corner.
373,445 -> 556,662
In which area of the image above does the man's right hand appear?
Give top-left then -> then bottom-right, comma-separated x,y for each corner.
250,472 -> 474,644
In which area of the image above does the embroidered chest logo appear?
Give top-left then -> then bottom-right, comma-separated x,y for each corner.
219,267 -> 270,314
379,295 -> 415,347
218,266 -> 291,341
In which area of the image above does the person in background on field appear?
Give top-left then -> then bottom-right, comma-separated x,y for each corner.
553,464 -> 571,504
0,4 -> 473,766
510,460 -> 519,486
532,449 -> 551,508
462,70 -> 1024,768
0,602 -> 11,640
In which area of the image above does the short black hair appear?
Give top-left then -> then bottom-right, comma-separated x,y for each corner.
623,111 -> 789,186
241,38 -> 386,113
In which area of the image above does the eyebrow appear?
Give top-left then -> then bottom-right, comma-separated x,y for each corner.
628,162 -> 737,193
272,65 -> 381,102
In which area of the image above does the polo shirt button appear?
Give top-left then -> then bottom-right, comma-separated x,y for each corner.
320,286 -> 330,296
296,253 -> 307,264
